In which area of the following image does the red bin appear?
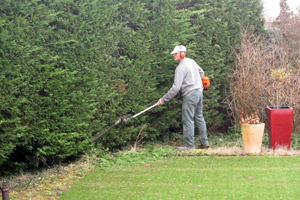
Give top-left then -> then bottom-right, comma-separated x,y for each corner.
266,106 -> 293,149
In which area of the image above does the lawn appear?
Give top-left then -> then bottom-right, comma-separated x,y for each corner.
59,155 -> 300,200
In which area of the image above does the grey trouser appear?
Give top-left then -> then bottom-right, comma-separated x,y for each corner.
182,90 -> 208,147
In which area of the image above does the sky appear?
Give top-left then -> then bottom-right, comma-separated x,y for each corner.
263,0 -> 300,18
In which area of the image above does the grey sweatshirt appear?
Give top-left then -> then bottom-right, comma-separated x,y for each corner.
162,57 -> 204,102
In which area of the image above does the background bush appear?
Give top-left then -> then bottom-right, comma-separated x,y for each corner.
0,0 -> 264,172
225,1 -> 300,131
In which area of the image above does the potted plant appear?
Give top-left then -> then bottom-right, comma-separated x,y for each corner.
240,112 -> 265,155
266,68 -> 293,150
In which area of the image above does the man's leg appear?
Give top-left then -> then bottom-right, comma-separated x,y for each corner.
194,91 -> 209,147
182,91 -> 198,147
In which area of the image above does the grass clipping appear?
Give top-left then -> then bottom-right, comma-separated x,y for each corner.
178,146 -> 300,156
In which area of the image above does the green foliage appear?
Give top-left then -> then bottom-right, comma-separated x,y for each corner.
93,146 -> 174,168
0,0 -> 265,171
0,0 -> 97,172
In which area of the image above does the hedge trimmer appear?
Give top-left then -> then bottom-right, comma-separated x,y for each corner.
91,103 -> 158,143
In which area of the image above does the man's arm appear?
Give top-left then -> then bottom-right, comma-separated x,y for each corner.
196,62 -> 205,78
159,67 -> 184,104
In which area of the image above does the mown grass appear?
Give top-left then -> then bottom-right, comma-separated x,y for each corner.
60,156 -> 300,200
3,132 -> 300,200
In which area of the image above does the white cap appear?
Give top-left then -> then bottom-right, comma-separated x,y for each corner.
170,45 -> 187,54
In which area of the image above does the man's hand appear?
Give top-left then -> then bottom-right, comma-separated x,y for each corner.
157,99 -> 164,106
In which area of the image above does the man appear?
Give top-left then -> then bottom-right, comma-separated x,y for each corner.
157,45 -> 209,150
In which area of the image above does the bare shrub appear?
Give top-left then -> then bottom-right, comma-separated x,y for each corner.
276,0 -> 300,68
225,31 -> 300,132
225,32 -> 272,124
274,0 -> 300,132
289,70 -> 300,132
225,1 -> 300,131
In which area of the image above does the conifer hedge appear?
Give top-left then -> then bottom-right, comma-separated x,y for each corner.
0,0 -> 264,172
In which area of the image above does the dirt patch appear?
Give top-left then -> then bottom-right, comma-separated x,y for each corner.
0,157 -> 95,200
179,146 -> 300,156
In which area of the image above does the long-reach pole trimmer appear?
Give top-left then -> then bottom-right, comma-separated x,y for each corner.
91,103 -> 158,143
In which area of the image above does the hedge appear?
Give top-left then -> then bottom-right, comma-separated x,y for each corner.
0,0 -> 264,172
